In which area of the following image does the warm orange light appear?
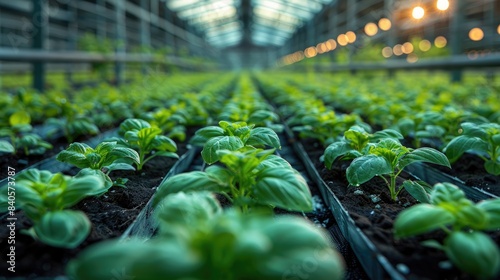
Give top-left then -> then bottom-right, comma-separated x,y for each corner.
436,0 -> 449,11
412,6 -> 425,19
498,24 -> 500,34
316,43 -> 327,54
402,42 -> 414,54
304,47 -> 317,58
346,31 -> 356,43
364,23 -> 378,36
407,53 -> 418,63
434,36 -> 447,48
419,40 -> 431,51
325,39 -> 337,51
393,44 -> 403,56
294,51 -> 304,61
469,27 -> 484,41
337,34 -> 348,46
382,47 -> 393,58
378,18 -> 391,31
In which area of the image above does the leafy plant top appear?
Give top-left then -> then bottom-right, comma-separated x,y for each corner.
153,148 -> 312,212
114,118 -> 178,171
67,191 -> 345,280
190,121 -> 281,164
0,169 -> 105,248
394,183 -> 500,279
444,122 -> 500,175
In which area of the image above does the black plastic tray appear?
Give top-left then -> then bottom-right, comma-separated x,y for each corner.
120,147 -> 198,240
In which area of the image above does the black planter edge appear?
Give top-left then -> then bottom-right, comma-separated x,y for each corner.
119,146 -> 199,241
283,127 -> 406,280
405,163 -> 497,201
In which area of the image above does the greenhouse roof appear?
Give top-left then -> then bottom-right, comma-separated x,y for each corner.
165,0 -> 334,48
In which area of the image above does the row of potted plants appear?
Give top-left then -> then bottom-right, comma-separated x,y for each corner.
65,74 -> 347,279
0,72 -> 237,277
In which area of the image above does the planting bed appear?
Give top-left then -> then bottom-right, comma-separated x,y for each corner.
296,135 -> 500,279
0,134 -> 192,278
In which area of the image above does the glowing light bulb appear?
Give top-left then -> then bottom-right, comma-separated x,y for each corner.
412,6 -> 425,19
469,27 -> 484,41
437,0 -> 449,11
364,23 -> 378,36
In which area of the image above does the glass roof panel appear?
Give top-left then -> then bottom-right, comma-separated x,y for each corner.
165,0 -> 333,48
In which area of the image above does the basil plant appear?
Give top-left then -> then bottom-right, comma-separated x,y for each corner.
67,191 -> 345,280
394,183 -> 500,279
0,169 -> 105,248
56,141 -> 140,190
153,148 -> 312,213
111,118 -> 179,171
190,120 -> 281,164
444,122 -> 500,175
324,128 -> 450,201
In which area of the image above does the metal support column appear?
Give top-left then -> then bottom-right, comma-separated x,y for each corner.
114,0 -> 126,85
140,0 -> 151,74
33,0 -> 47,92
66,2 -> 78,84
384,0 -> 396,77
450,0 -> 465,82
346,0 -> 357,72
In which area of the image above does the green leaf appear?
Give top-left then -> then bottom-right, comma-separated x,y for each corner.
257,155 -> 292,170
155,192 -> 221,237
9,111 -> 31,126
61,170 -> 107,207
430,183 -> 467,205
323,141 -> 355,169
106,146 -> 140,166
444,136 -> 488,163
485,160 -> 500,176
201,136 -> 244,164
461,122 -> 488,138
152,135 -> 177,152
246,127 -> 281,149
0,140 -> 14,153
255,167 -> 313,212
402,180 -> 430,203
477,199 -> 500,230
190,126 -> 225,146
394,204 -> 455,238
119,118 -> 150,136
346,155 -> 392,186
444,231 -> 500,279
153,172 -> 227,207
33,210 -> 91,248
372,129 -> 403,141
399,147 -> 451,170
56,142 -> 93,168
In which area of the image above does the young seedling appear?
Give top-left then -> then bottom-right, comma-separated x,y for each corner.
56,141 -> 140,189
0,111 -> 53,155
67,191 -> 345,280
190,120 -> 281,164
114,118 -> 178,171
444,122 -> 500,175
323,125 -> 403,168
338,138 -> 450,201
153,148 -> 312,213
394,183 -> 500,279
0,169 -> 105,248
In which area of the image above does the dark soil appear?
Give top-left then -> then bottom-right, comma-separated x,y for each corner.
431,153 -> 500,197
0,141 -> 190,278
0,136 -> 69,172
299,137 -> 500,280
